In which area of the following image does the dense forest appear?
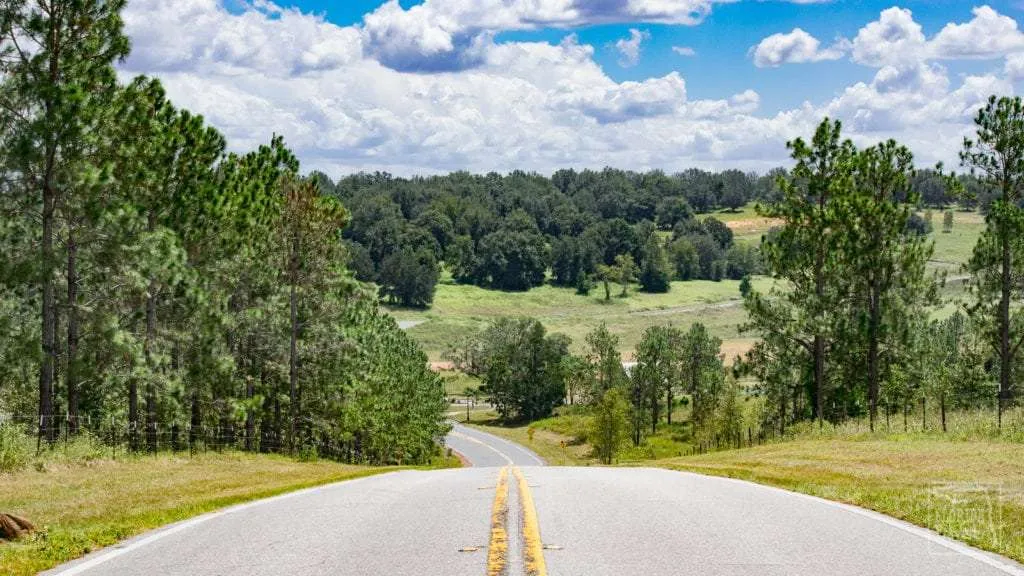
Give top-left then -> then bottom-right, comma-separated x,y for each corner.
0,1 -> 447,464
321,162 -> 986,308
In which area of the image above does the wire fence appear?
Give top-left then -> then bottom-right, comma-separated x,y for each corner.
0,413 -> 362,462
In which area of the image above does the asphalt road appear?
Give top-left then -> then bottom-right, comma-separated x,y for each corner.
46,426 -> 1024,576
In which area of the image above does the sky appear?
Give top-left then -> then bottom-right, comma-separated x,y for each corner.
119,0 -> 1024,177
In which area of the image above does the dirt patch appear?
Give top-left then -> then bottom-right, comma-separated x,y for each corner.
721,339 -> 756,364
726,217 -> 781,233
430,361 -> 455,371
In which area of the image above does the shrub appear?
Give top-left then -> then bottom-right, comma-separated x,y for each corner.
0,424 -> 30,473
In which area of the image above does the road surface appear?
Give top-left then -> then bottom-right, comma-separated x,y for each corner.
46,425 -> 1024,576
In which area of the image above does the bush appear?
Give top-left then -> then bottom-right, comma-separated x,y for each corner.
0,424 -> 30,473
591,388 -> 629,464
943,210 -> 954,233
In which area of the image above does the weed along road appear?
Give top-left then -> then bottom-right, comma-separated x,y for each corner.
46,428 -> 1024,576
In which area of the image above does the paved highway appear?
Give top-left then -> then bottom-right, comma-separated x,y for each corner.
46,424 -> 1024,576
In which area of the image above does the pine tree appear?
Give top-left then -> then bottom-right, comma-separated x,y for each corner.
960,96 -> 1024,426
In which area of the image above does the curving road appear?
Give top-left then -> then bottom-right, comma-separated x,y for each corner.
45,425 -> 1024,576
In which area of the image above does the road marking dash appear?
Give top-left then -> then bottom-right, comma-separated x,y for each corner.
487,466 -> 511,576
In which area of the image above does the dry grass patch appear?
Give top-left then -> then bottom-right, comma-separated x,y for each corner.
0,452 -> 404,576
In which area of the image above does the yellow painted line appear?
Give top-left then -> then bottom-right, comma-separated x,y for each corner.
513,467 -> 548,576
487,466 -> 510,576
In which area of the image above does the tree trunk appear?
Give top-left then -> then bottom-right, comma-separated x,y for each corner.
779,389 -> 786,436
998,216 -> 1011,430
66,230 -> 79,435
145,212 -> 158,452
941,394 -> 947,433
189,389 -> 201,450
128,375 -> 139,450
921,397 -> 927,431
813,335 -> 824,425
39,164 -> 57,445
867,287 -> 880,432
245,342 -> 256,452
288,234 -> 300,452
666,387 -> 673,425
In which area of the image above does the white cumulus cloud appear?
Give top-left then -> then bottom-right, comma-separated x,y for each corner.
751,28 -> 849,67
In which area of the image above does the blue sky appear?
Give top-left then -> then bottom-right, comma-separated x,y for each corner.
120,1 -> 1024,175
261,0 -> 1020,113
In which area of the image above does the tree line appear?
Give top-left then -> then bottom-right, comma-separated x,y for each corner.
746,102 -> 1022,434
319,152 -> 980,308
0,0 -> 447,464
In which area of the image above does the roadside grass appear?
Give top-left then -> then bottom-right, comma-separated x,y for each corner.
467,419 -> 594,466
657,439 -> 1024,564
0,450 -> 453,576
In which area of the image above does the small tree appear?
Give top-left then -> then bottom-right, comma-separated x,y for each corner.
943,210 -> 954,233
591,388 -> 629,465
585,323 -> 626,399
638,236 -> 671,293
615,254 -> 637,297
378,248 -> 440,308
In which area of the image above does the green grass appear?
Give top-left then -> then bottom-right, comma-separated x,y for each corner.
658,439 -> 1024,564
391,277 -> 774,361
928,211 -> 985,274
0,450 -> 455,576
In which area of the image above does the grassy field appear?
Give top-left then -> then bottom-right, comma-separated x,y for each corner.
391,277 -> 772,361
0,451 -> 453,576
390,204 -> 984,362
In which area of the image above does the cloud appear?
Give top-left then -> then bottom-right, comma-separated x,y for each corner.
615,29 -> 651,67
359,0 -> 714,72
930,5 -> 1024,60
851,7 -> 927,67
852,5 -> 1024,68
672,46 -> 697,57
1006,53 -> 1024,81
751,28 -> 849,67
116,0 -> 1017,177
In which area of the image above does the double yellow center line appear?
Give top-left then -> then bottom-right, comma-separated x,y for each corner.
487,466 -> 548,576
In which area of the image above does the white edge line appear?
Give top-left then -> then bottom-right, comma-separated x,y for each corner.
668,468 -> 1024,576
451,424 -> 546,466
447,431 -> 514,465
47,471 -> 403,576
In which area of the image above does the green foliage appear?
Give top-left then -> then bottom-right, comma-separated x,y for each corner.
378,248 -> 440,308
585,323 -> 626,398
959,95 -> 1024,414
638,235 -> 672,293
943,210 -> 955,233
0,1 -> 447,465
461,318 -> 570,421
591,388 -> 629,464
0,423 -> 30,473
